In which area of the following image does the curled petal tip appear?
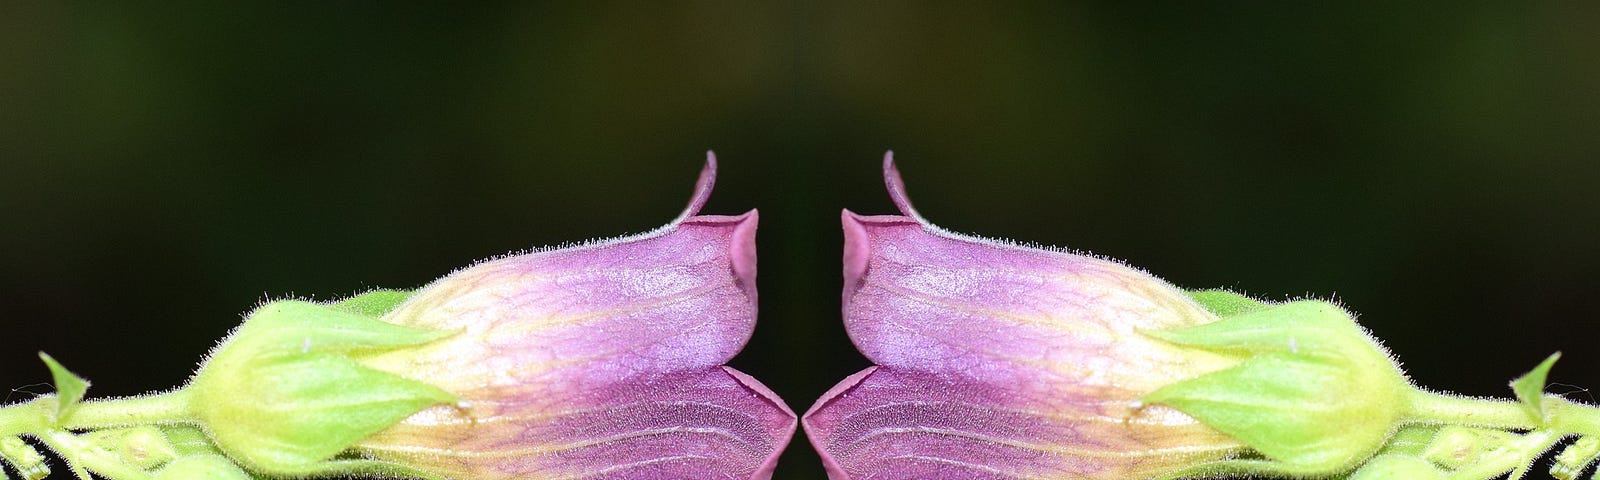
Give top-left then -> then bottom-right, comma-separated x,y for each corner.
679,151 -> 718,220
881,151 -> 921,220
841,210 -> 871,297
730,209 -> 759,299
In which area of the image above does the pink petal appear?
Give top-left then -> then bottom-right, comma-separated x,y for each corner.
808,153 -> 1241,479
358,153 -> 795,479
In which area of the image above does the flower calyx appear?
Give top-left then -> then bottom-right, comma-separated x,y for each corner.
1143,291 -> 1413,477
185,294 -> 457,476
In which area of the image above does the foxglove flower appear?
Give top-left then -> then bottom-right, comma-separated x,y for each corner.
806,154 -> 1600,480
0,154 -> 794,480
804,155 -> 1250,479
332,154 -> 798,479
804,154 -> 1600,480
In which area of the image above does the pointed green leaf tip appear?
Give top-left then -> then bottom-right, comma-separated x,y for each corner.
37,353 -> 88,424
1143,300 -> 1412,475
187,300 -> 457,476
1510,352 -> 1561,424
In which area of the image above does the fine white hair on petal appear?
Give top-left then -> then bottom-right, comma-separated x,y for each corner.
881,150 -> 1176,288
426,154 -> 725,281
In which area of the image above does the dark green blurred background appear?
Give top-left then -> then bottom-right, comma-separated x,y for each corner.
2,3 -> 1597,479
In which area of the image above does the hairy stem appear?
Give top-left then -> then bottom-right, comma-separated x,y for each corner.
0,389 -> 194,438
1407,391 -> 1600,436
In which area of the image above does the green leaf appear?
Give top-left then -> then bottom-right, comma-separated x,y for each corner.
37,353 -> 88,424
0,436 -> 50,480
331,289 -> 415,317
1510,352 -> 1561,424
1185,289 -> 1269,317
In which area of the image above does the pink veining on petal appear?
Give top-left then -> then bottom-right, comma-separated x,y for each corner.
807,154 -> 1242,480
808,367 -> 1215,480
359,154 -> 794,480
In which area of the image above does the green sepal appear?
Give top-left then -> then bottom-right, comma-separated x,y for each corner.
157,426 -> 439,480
1144,352 -> 1402,474
332,289 -> 415,317
0,436 -> 50,480
1152,458 -> 1313,480
37,353 -> 88,424
195,352 -> 457,473
188,300 -> 457,475
1164,428 -> 1452,480
152,454 -> 253,480
81,426 -> 179,471
223,300 -> 455,355
1324,435 -> 1446,480
199,351 -> 455,470
1510,352 -> 1560,424
158,426 -> 268,480
159,426 -> 223,457
1142,300 -> 1366,359
1375,425 -> 1440,457
1185,289 -> 1270,317
1345,454 -> 1444,480
1551,436 -> 1599,480
269,457 -> 445,480
1143,300 -> 1411,475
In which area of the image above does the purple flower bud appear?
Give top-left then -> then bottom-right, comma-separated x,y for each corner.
805,154 -> 1243,479
353,154 -> 796,479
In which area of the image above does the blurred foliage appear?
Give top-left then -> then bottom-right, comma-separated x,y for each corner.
1,3 -> 1597,479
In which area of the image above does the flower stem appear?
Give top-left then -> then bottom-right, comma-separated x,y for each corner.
1406,392 -> 1537,430
1406,390 -> 1600,436
0,388 -> 194,437
61,389 -> 194,430
0,399 -> 48,436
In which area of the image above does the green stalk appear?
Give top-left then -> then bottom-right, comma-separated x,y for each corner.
1407,391 -> 1600,436
0,389 -> 194,437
